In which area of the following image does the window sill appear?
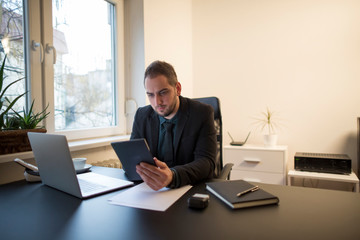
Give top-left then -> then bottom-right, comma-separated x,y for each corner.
0,135 -> 130,164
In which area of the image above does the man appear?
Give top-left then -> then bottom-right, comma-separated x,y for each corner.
131,60 -> 217,191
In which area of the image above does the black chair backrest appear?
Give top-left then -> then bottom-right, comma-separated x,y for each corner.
193,97 -> 223,177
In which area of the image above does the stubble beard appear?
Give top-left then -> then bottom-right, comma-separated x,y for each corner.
156,95 -> 178,118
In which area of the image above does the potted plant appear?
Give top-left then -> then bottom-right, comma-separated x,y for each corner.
0,56 -> 49,154
0,55 -> 26,128
253,107 -> 280,147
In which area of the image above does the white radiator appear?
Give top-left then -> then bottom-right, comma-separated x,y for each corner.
92,159 -> 122,169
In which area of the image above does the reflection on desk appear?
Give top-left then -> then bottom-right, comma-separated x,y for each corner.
1,166 -> 360,240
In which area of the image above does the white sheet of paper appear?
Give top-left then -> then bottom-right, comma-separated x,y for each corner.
108,183 -> 192,211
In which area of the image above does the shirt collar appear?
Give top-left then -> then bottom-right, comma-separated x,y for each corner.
159,112 -> 178,125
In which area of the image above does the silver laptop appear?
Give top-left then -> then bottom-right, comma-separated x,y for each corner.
28,132 -> 134,199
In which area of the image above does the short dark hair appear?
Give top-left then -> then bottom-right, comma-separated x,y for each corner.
144,61 -> 178,87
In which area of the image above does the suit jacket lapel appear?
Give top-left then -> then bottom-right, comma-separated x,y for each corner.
174,96 -> 188,156
148,111 -> 159,155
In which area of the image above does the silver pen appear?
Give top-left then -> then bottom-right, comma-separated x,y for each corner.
236,186 -> 260,197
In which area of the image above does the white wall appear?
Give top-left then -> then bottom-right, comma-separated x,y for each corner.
143,0 -> 193,97
192,0 -> 360,172
124,0 -> 146,133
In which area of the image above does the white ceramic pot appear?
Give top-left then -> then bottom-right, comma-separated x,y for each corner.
263,134 -> 278,147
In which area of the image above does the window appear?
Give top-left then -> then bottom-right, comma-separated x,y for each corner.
0,0 -> 27,112
52,0 -> 116,131
1,0 -> 125,140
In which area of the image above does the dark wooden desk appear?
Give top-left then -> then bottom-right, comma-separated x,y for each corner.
1,166 -> 359,240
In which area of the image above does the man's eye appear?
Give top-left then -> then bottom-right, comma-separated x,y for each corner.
147,93 -> 154,98
159,90 -> 168,96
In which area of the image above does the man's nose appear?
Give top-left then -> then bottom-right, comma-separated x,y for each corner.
155,94 -> 162,105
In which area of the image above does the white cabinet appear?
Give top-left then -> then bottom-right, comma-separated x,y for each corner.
224,145 -> 288,185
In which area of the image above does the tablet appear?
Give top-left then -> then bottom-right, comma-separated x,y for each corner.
111,139 -> 155,181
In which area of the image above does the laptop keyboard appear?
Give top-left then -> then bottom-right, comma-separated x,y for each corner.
78,178 -> 107,193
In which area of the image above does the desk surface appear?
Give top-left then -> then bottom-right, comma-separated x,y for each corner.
1,166 -> 360,240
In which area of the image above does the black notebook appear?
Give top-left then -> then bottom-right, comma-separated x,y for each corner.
206,180 -> 279,209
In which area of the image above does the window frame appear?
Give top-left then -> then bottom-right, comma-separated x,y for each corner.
27,0 -> 126,141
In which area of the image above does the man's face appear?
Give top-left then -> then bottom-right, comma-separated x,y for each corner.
145,75 -> 181,119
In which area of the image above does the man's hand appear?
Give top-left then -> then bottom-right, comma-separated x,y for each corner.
136,157 -> 173,191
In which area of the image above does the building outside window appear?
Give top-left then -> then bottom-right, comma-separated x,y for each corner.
0,0 -> 124,140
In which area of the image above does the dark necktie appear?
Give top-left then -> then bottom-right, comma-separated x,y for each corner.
163,122 -> 174,164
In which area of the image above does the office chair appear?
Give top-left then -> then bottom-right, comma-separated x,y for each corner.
193,97 -> 233,180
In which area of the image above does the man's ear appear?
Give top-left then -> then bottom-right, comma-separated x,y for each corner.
175,82 -> 182,96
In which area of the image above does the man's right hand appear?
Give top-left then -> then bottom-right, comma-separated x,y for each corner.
136,157 -> 173,191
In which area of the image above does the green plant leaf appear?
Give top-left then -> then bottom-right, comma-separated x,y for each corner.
0,56 -> 49,130
0,92 -> 27,128
0,77 -> 25,100
0,55 -> 7,93
12,100 -> 50,129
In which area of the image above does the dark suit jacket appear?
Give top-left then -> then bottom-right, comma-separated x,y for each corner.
130,96 -> 217,186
